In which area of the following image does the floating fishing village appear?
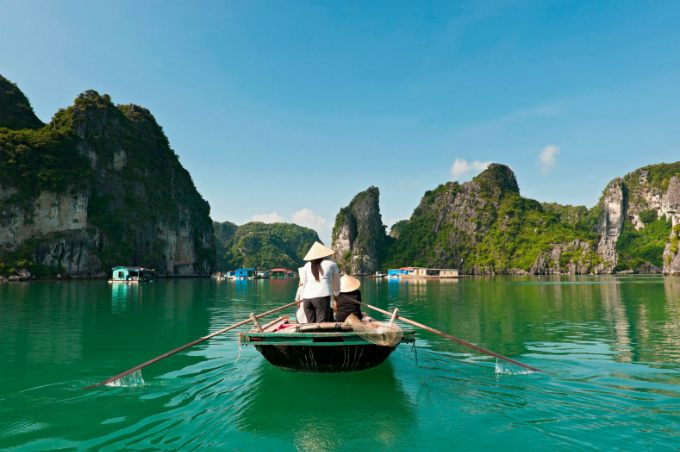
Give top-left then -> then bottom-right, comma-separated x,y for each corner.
2,2 -> 680,451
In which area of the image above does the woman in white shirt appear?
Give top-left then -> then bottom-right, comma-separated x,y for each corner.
300,242 -> 341,323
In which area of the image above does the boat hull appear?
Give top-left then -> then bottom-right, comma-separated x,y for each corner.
240,323 -> 415,373
254,343 -> 395,373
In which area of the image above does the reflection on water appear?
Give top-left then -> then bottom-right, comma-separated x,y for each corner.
235,361 -> 416,451
110,283 -> 136,314
2,276 -> 680,450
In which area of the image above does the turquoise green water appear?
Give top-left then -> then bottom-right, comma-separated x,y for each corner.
1,276 -> 680,451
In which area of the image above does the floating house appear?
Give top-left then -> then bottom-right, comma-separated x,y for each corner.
407,267 -> 429,277
434,269 -> 459,277
270,268 -> 288,278
387,267 -> 459,278
235,268 -> 257,279
286,270 -> 297,278
405,267 -> 459,278
387,267 -> 413,276
225,270 -> 235,278
111,266 -> 156,282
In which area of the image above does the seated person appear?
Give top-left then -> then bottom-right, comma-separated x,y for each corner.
334,275 -> 363,323
295,266 -> 307,323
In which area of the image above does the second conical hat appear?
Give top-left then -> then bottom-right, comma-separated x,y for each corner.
340,275 -> 361,293
303,241 -> 335,261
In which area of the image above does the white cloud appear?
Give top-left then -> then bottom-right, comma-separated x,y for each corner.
538,145 -> 560,174
291,208 -> 331,244
450,158 -> 492,178
251,212 -> 283,223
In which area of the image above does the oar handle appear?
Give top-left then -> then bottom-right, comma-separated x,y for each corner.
336,295 -> 552,375
83,300 -> 300,389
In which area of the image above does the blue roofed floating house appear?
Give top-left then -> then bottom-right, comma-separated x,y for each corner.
111,266 -> 156,282
387,267 -> 413,277
235,268 -> 257,280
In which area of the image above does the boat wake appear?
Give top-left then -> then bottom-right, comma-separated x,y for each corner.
106,370 -> 145,387
494,359 -> 536,375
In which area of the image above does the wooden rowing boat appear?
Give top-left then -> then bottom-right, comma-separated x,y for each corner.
238,317 -> 415,373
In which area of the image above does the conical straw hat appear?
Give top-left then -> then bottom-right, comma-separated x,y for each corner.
298,267 -> 307,285
340,274 -> 361,293
303,241 -> 334,261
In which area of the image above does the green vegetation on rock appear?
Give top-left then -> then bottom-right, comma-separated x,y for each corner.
384,164 -> 600,273
214,221 -> 320,271
389,219 -> 409,238
0,75 -> 43,130
0,76 -> 215,277
541,203 -> 588,226
616,212 -> 671,269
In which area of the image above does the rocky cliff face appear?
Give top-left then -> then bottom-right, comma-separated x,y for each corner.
0,77 -> 215,278
384,164 -> 610,274
662,177 -> 680,275
595,179 -> 625,273
214,221 -> 320,271
331,186 -> 389,274
581,164 -> 680,275
382,162 -> 680,275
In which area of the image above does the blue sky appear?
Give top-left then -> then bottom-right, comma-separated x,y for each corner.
2,1 -> 679,244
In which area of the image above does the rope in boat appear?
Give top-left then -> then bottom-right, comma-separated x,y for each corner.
411,341 -> 426,385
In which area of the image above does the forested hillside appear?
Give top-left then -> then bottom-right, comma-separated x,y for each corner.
214,221 -> 320,271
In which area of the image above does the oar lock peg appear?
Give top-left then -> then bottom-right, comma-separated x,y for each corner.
250,313 -> 264,332
389,308 -> 399,324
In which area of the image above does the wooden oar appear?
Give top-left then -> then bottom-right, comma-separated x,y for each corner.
83,300 -> 299,389
337,294 -> 552,374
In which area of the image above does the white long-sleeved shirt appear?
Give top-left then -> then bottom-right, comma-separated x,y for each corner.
301,260 -> 340,299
